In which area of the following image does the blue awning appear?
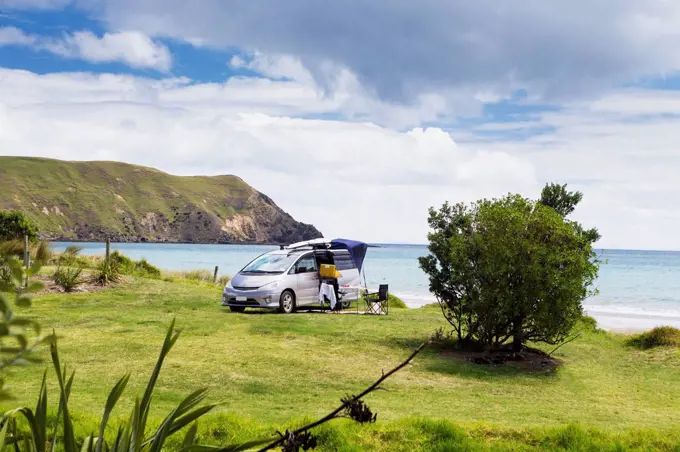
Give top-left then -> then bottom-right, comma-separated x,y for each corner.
330,239 -> 368,272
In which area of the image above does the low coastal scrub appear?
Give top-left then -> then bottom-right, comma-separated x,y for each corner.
164,268 -> 230,286
628,326 -> 680,349
387,294 -> 407,309
110,250 -> 162,279
359,292 -> 407,309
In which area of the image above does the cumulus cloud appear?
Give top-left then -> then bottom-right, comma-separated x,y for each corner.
0,26 -> 36,46
462,91 -> 680,250
0,68 -> 537,244
0,27 -> 171,71
1,0 -> 72,9
2,65 -> 680,248
91,0 -> 680,104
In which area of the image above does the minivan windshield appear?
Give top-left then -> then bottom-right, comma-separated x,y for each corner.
241,253 -> 300,274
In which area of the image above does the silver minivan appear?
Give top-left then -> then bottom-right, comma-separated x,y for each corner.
222,247 -> 362,313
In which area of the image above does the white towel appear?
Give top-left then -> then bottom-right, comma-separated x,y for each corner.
319,283 -> 337,310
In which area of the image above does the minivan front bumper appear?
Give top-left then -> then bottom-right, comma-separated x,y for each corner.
222,286 -> 282,308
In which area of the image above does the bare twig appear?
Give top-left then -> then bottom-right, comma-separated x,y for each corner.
257,336 -> 437,451
547,332 -> 581,357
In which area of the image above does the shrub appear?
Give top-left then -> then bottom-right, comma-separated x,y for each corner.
90,257 -> 123,286
109,249 -> 135,273
388,294 -> 407,309
34,240 -> 53,264
628,326 -> 680,349
216,274 -> 231,286
419,187 -> 600,352
0,210 -> 38,242
359,292 -> 407,309
135,258 -> 162,278
578,315 -> 600,333
166,269 -> 228,285
0,239 -> 24,257
109,251 -> 161,279
59,245 -> 84,266
53,265 -> 84,292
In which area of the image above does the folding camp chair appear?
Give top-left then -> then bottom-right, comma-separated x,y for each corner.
364,284 -> 389,315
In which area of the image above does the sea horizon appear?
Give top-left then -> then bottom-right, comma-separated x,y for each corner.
47,241 -> 680,332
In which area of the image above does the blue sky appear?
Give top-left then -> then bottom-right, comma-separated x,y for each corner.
2,0 -> 680,249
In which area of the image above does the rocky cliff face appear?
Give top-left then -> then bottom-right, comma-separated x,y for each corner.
0,157 -> 322,244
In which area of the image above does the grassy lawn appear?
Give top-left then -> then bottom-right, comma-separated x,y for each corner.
5,278 -> 680,450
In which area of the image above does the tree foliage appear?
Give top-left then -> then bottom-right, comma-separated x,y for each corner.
539,183 -> 583,218
419,189 -> 600,351
0,253 -> 54,400
0,211 -> 39,243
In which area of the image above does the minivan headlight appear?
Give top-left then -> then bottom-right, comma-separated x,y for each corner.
259,281 -> 279,290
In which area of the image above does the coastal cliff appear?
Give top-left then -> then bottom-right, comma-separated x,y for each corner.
0,157 -> 322,244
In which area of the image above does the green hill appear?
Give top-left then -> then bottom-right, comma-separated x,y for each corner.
0,157 -> 321,244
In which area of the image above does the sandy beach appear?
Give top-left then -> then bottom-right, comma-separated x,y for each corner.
401,296 -> 680,334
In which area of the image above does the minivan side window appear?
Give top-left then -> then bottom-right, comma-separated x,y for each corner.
294,255 -> 317,274
333,252 -> 357,271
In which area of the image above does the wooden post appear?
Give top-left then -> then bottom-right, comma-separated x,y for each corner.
213,265 -> 219,283
23,235 -> 29,287
23,235 -> 29,268
105,239 -> 110,260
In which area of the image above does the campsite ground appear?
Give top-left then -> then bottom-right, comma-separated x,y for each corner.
6,278 -> 680,450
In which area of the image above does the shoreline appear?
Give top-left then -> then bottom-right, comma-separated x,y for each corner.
49,243 -> 679,334
400,296 -> 680,334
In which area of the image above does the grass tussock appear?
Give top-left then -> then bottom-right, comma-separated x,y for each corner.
164,269 -> 231,286
0,239 -> 54,264
89,257 -> 123,286
52,265 -> 85,292
628,326 -> 680,349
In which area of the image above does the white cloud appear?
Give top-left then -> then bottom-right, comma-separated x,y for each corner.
1,0 -> 72,9
44,31 -> 172,71
0,26 -> 36,46
3,66 -> 680,249
460,92 -> 680,250
0,68 -> 537,244
230,52 -> 314,84
94,0 -> 680,105
0,27 -> 171,71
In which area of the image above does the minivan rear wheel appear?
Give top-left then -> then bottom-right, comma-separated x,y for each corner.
279,290 -> 296,314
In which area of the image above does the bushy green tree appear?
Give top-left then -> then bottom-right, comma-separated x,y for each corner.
539,183 -> 583,218
419,190 -> 600,351
0,211 -> 39,242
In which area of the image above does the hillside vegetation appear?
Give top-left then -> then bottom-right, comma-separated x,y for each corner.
0,157 -> 321,244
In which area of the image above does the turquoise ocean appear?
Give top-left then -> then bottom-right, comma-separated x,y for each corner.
52,243 -> 680,330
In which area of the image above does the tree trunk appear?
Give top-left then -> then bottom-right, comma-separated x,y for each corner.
512,317 -> 524,352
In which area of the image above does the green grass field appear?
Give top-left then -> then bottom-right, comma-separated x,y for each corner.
5,278 -> 680,450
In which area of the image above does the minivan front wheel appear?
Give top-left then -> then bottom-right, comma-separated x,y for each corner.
279,290 -> 296,314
